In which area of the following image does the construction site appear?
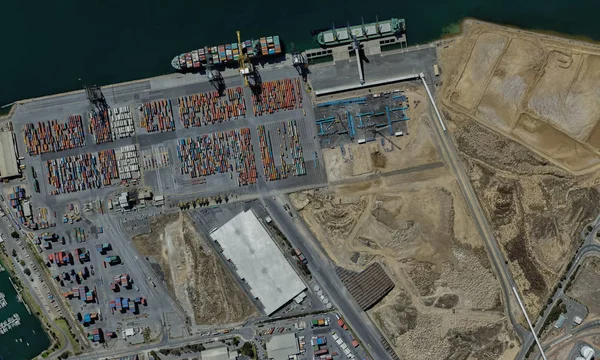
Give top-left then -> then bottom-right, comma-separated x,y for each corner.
438,19 -> 600,319
290,77 -> 519,358
130,213 -> 257,326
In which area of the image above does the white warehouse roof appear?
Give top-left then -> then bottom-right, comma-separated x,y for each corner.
210,209 -> 306,315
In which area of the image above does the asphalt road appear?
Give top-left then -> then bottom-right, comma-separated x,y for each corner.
422,77 -> 530,347
262,196 -> 394,360
2,197 -> 88,354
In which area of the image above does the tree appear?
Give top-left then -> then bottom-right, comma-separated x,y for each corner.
233,336 -> 240,347
19,259 -> 25,266
240,342 -> 255,357
11,249 -> 16,257
11,231 -> 19,239
24,268 -> 31,276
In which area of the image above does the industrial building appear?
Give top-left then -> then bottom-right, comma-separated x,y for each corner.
266,333 -> 300,360
0,131 -> 19,179
575,345 -> 595,360
201,346 -> 237,360
210,209 -> 306,315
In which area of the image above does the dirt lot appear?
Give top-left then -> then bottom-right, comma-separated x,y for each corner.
441,20 -> 600,174
438,20 -> 600,316
132,213 -> 257,325
291,164 -> 518,359
567,257 -> 600,317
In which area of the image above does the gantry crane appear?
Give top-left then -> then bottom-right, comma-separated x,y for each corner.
237,30 -> 253,86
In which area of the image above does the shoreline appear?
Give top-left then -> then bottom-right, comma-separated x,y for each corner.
0,255 -> 58,359
4,18 -> 600,111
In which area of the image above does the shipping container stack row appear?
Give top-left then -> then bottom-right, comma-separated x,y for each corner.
252,78 -> 303,116
108,106 -> 135,139
177,87 -> 246,128
287,120 -> 306,176
257,125 -> 281,181
45,149 -> 120,195
48,251 -> 72,267
259,35 -> 282,56
332,329 -> 357,359
73,228 -> 86,243
88,109 -> 113,144
142,99 -> 175,133
23,115 -> 86,156
109,297 -> 138,314
176,128 -> 257,186
115,145 -> 140,181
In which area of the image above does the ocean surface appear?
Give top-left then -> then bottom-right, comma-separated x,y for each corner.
0,262 -> 50,360
0,1 -> 597,106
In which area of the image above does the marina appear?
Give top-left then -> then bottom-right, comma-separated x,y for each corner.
0,263 -> 49,359
0,313 -> 21,335
0,293 -> 5,310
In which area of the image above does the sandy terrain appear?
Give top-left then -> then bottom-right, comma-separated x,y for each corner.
452,33 -> 508,110
442,20 -> 600,174
132,213 -> 257,325
291,163 -> 517,358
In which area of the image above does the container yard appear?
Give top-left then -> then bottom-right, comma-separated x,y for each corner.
108,106 -> 135,139
177,87 -> 246,128
252,78 -> 303,116
23,115 -> 86,155
88,109 -> 113,144
257,120 -> 306,181
176,128 -> 257,186
141,99 -> 175,133
45,149 -> 120,195
140,146 -> 170,170
115,145 -> 140,181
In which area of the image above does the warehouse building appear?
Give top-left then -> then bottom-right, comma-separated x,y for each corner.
210,209 -> 306,315
266,333 -> 300,360
201,346 -> 236,360
0,131 -> 19,179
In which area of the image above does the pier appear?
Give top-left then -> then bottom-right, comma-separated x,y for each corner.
0,314 -> 21,336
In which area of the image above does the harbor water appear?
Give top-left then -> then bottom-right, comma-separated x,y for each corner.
1,1 -> 599,107
0,262 -> 50,360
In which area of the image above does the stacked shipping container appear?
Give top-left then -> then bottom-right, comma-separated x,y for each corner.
45,149 -> 120,195
177,87 -> 246,128
252,78 -> 303,116
88,109 -> 113,144
23,115 -> 86,155
142,100 -> 175,133
176,128 -> 257,186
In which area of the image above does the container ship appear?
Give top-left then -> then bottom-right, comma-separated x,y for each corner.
172,35 -> 282,71
316,18 -> 406,47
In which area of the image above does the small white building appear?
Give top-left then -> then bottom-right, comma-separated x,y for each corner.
119,192 -> 130,209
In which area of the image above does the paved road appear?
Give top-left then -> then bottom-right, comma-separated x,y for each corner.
528,234 -> 600,359
263,196 -> 394,360
0,215 -> 72,359
0,200 -> 88,353
422,78 -> 530,347
72,326 -> 256,360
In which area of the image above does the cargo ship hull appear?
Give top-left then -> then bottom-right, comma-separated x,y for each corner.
171,35 -> 283,72
316,18 -> 406,47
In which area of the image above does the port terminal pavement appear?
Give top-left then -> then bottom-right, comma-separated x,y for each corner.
0,42 -> 486,359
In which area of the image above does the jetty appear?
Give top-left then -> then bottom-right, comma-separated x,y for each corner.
0,292 -> 6,309
0,313 -> 21,335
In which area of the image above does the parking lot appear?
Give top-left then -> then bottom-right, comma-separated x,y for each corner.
254,312 -> 369,360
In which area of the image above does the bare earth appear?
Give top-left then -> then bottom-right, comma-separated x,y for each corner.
132,213 -> 257,325
439,20 -> 600,317
442,20 -> 600,174
291,86 -> 518,358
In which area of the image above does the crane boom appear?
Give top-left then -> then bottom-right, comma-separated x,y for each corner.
237,30 -> 249,86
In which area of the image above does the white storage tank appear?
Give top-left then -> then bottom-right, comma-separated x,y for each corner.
581,345 -> 595,359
